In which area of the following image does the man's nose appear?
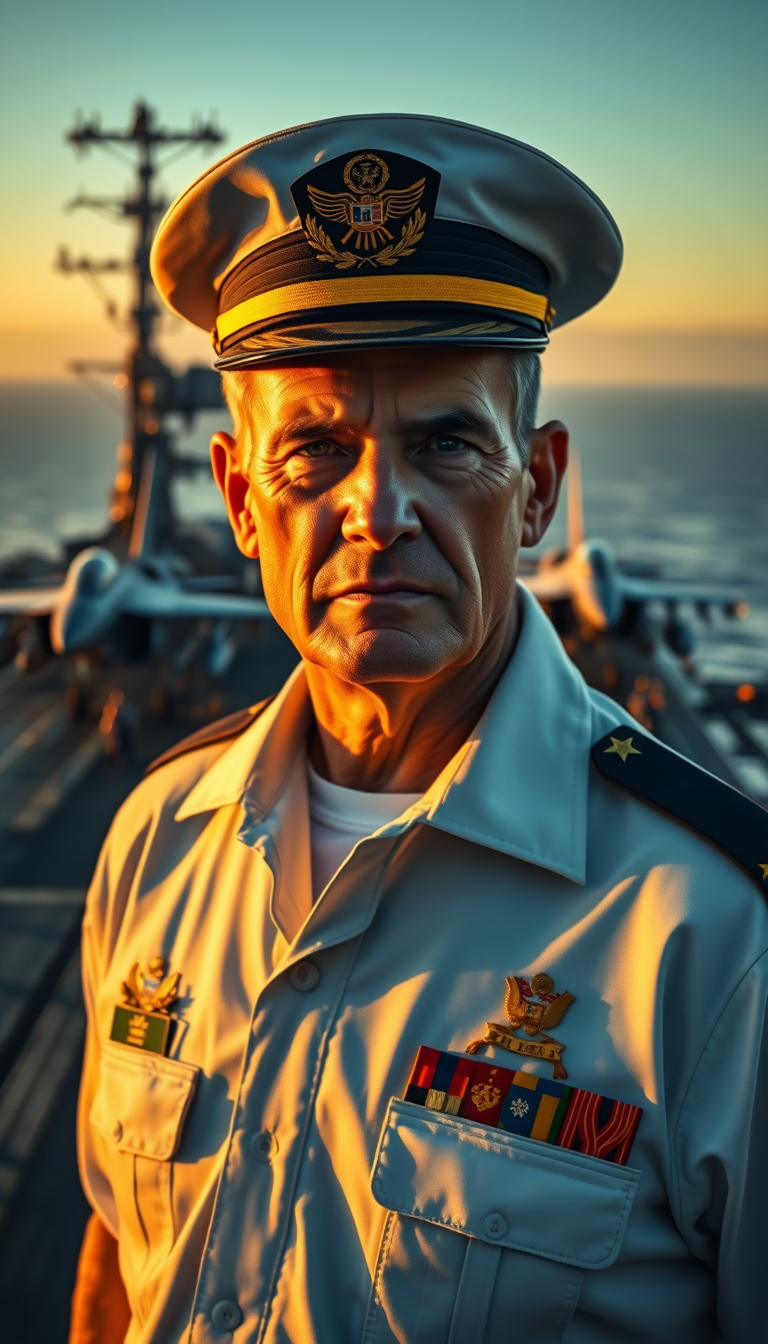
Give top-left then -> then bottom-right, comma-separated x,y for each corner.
339,444 -> 421,550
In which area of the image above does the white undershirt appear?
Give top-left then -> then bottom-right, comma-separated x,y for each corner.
307,759 -> 421,902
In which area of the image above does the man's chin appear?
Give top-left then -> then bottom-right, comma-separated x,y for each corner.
303,624 -> 463,686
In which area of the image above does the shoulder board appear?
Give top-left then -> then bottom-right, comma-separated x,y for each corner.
145,697 -> 275,777
592,725 -> 768,894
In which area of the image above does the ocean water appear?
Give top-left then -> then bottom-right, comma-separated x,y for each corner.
0,381 -> 766,681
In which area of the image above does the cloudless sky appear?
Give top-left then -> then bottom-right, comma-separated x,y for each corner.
0,0 -> 765,377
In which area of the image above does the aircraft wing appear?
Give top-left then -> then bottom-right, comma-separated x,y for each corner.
0,587 -> 62,615
519,571 -> 574,602
122,580 -> 272,620
618,575 -> 744,607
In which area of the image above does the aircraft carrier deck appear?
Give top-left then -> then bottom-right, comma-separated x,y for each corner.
0,623 -> 298,1344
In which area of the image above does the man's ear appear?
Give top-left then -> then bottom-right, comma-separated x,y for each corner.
521,420 -> 569,549
210,431 -> 260,559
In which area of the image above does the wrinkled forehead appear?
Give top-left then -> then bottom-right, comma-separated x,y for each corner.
223,346 -> 516,434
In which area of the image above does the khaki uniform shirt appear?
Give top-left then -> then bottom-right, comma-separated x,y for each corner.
78,587 -> 768,1344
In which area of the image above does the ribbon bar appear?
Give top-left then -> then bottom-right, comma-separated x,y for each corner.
403,1045 -> 642,1166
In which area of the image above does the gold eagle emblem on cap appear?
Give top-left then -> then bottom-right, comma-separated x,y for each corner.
304,152 -> 427,270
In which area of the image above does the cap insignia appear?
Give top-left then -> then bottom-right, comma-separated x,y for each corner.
291,148 -> 440,271
465,972 -> 576,1080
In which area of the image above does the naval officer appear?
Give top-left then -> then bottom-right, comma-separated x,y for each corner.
69,115 -> 768,1344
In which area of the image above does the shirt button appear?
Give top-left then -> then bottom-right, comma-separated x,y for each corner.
289,960 -> 320,993
111,1122 -> 123,1144
481,1211 -> 508,1240
249,1129 -> 278,1163
211,1299 -> 243,1330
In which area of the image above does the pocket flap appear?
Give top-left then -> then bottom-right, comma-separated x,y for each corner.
91,1040 -> 200,1161
371,1099 -> 640,1271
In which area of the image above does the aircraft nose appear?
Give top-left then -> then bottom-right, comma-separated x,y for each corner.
50,597 -> 76,653
74,548 -> 120,595
51,595 -> 96,653
586,540 -> 622,627
50,548 -> 120,652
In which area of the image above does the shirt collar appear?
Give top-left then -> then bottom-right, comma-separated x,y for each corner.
174,660 -> 310,822
175,586 -> 591,884
412,585 -> 592,883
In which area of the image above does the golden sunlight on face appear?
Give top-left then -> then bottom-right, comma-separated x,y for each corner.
215,348 -> 534,686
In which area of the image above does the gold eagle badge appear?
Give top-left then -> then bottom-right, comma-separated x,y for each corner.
466,972 -> 576,1079
110,955 -> 181,1055
121,955 -> 181,1015
292,149 -> 439,271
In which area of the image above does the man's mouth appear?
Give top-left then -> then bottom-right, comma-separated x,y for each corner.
325,580 -> 436,600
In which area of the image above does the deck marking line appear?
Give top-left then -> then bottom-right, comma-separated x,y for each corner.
0,889 -> 86,905
0,701 -> 68,780
11,729 -> 103,831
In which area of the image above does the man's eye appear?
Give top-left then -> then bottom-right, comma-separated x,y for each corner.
298,441 -> 335,458
431,434 -> 469,454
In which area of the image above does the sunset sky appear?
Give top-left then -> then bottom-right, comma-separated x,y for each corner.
0,0 -> 765,383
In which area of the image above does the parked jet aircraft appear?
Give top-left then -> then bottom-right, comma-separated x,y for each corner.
0,428 -> 272,671
520,454 -> 746,655
0,546 -> 270,657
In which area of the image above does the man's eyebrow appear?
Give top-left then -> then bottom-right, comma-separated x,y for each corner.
409,409 -> 504,442
266,407 -> 504,449
268,415 -> 340,450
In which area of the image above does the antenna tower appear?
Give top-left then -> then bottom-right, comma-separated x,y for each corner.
58,102 -> 225,553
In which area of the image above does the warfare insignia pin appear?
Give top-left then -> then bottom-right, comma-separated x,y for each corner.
465,972 -> 576,1079
110,955 -> 181,1056
291,148 -> 441,271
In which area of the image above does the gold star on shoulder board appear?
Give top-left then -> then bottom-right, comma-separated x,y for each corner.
604,735 -> 642,763
759,861 -> 768,881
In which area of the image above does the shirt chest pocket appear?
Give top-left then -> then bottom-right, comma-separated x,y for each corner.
91,1039 -> 199,1158
90,1041 -> 200,1323
365,1099 -> 640,1344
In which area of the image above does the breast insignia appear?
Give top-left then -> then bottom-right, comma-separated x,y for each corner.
465,972 -> 576,1079
122,956 -> 181,1012
110,955 -> 181,1056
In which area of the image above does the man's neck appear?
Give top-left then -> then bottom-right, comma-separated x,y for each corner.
305,599 -> 520,793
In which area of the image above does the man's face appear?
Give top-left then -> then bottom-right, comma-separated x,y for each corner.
213,348 -> 563,686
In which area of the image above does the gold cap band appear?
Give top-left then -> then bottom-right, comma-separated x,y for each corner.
216,273 -> 549,345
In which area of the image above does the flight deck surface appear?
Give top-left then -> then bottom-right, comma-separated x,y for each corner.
0,625 -> 298,1344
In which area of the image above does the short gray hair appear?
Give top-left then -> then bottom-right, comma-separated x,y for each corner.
222,349 -> 541,466
221,370 -> 252,451
507,350 -> 541,464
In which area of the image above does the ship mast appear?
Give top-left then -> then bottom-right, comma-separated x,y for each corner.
57,102 -> 225,555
